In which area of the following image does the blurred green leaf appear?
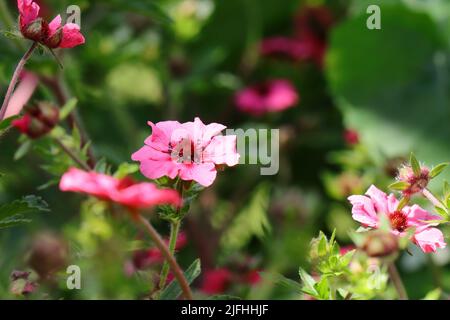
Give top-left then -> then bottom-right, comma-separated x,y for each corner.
160,259 -> 201,300
220,183 -> 271,252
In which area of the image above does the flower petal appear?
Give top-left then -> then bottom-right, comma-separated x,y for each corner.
59,23 -> 85,48
413,227 -> 446,253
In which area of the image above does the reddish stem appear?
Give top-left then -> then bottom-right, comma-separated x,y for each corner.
0,42 -> 38,121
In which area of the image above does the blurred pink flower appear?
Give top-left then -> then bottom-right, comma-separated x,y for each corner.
17,0 -> 85,48
132,118 -> 240,187
59,168 -> 181,210
260,36 -> 311,61
348,185 -> 446,253
131,232 -> 188,271
235,79 -> 299,116
343,129 -> 360,145
200,268 -> 233,294
4,71 -> 39,119
294,6 -> 334,67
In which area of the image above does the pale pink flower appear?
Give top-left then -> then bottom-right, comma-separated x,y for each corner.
17,0 -> 85,48
131,118 -> 240,187
4,71 -> 39,119
348,185 -> 446,253
234,79 -> 299,116
59,168 -> 181,210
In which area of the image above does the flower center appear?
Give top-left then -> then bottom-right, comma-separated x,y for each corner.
389,211 -> 408,232
169,140 -> 200,164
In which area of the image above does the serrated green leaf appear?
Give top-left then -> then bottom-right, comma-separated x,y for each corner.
0,195 -> 49,229
430,163 -> 449,179
160,259 -> 201,300
299,268 -> 317,296
220,183 -> 271,252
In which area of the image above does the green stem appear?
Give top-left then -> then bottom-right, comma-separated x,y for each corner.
388,262 -> 408,300
134,214 -> 193,300
158,219 -> 181,290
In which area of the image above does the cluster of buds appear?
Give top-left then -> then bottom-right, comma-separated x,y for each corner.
12,102 -> 59,139
10,270 -> 38,296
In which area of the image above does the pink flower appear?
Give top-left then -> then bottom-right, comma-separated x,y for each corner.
260,37 -> 312,61
131,232 -> 188,270
17,0 -> 85,48
200,268 -> 233,294
4,71 -> 39,119
234,79 -> 299,116
294,6 -> 334,67
348,185 -> 446,253
59,168 -> 181,210
343,129 -> 360,145
132,118 -> 240,187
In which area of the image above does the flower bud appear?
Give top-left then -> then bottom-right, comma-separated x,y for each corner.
21,17 -> 49,42
35,102 -> 60,127
27,233 -> 68,279
44,28 -> 63,49
397,165 -> 430,196
362,231 -> 399,258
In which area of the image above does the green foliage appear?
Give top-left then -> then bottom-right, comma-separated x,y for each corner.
160,259 -> 201,300
0,195 -> 49,229
327,2 -> 450,183
220,183 -> 271,252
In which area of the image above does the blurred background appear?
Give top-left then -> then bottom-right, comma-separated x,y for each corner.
1,0 -> 450,299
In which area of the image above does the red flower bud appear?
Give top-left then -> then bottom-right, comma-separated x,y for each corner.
362,231 -> 399,258
21,17 -> 49,42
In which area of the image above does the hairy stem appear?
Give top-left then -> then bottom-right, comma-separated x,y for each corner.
0,42 -> 38,121
54,137 -> 91,171
423,188 -> 444,209
134,214 -> 193,300
388,262 -> 408,300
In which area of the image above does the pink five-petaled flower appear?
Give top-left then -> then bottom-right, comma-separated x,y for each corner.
59,168 -> 181,210
234,79 -> 299,116
17,0 -> 85,48
131,118 -> 240,187
348,185 -> 446,253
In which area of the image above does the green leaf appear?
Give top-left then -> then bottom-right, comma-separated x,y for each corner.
220,183 -> 271,252
59,98 -> 78,120
326,3 -> 450,181
316,277 -> 331,300
0,115 -> 19,138
160,259 -> 201,300
299,268 -> 318,296
388,181 -> 409,191
0,29 -> 23,40
430,163 -> 449,179
14,140 -> 32,160
104,0 -> 173,24
423,288 -> 441,300
410,153 -> 421,176
0,195 -> 49,230
260,272 -> 303,295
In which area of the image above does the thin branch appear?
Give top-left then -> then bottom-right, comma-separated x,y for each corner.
0,42 -> 38,120
388,262 -> 408,300
54,137 -> 91,171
